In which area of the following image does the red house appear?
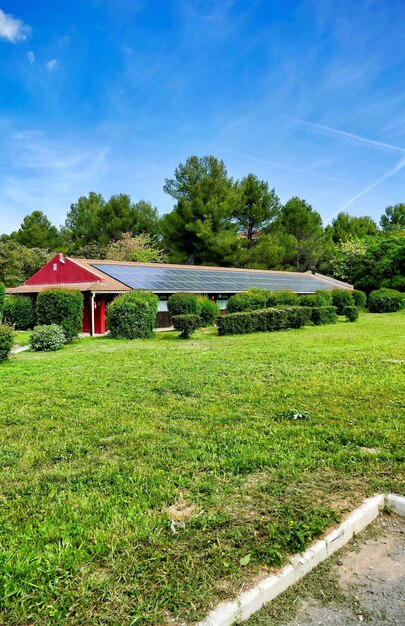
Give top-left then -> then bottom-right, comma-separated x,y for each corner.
8,253 -> 352,334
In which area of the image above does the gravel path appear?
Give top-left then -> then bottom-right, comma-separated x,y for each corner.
247,514 -> 405,626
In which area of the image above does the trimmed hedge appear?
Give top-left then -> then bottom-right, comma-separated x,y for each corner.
310,306 -> 338,326
299,290 -> 333,307
36,288 -> 83,341
168,293 -> 201,316
226,290 -> 267,313
352,289 -> 367,309
107,291 -> 158,339
3,296 -> 35,330
172,314 -> 200,339
218,306 -> 311,336
198,297 -> 219,327
30,324 -> 66,351
0,283 -> 5,319
0,324 -> 13,361
331,289 -> 355,315
343,306 -> 359,322
368,288 -> 405,313
265,290 -> 298,306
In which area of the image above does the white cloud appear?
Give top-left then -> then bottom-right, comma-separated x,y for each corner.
46,59 -> 58,71
0,8 -> 30,42
27,50 -> 35,64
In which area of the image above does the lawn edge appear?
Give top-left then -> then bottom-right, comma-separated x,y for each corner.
196,493 -> 405,626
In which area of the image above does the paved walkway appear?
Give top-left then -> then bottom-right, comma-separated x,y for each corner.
11,345 -> 30,355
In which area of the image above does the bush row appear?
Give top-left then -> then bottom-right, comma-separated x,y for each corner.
167,293 -> 219,338
218,305 -> 337,336
226,288 -> 367,314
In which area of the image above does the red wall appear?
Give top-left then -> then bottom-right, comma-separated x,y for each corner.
26,254 -> 100,286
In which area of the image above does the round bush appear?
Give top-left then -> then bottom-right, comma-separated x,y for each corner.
266,290 -> 298,306
36,288 -> 83,341
167,293 -> 201,316
107,291 -> 158,339
331,289 -> 355,315
172,314 -> 200,339
198,297 -> 219,326
227,290 -> 267,313
3,296 -> 35,330
0,283 -> 5,319
30,324 -> 66,351
343,306 -> 359,322
368,288 -> 405,313
299,291 -> 332,307
351,290 -> 367,309
381,276 -> 405,292
0,324 -> 14,361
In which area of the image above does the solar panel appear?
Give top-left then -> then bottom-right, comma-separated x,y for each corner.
92,264 -> 338,294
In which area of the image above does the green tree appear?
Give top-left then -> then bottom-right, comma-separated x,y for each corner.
0,242 -> 52,287
16,211 -> 61,249
106,232 -> 166,263
327,238 -> 368,284
162,155 -> 240,264
234,174 -> 280,242
380,204 -> 405,232
326,212 -> 378,243
132,200 -> 160,237
63,192 -> 105,249
236,232 -> 297,270
272,197 -> 324,271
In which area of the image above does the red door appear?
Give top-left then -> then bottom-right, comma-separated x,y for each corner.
94,295 -> 106,334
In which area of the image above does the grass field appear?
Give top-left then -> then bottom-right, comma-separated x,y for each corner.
1,313 -> 404,625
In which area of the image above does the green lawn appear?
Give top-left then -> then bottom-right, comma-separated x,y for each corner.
12,330 -> 31,347
0,313 -> 404,625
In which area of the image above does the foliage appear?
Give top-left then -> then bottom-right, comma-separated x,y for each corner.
0,242 -> 52,287
351,289 -> 367,309
30,324 -> 66,351
172,314 -> 200,339
0,323 -> 13,360
331,290 -> 355,315
36,289 -> 83,341
167,292 -> 202,316
3,296 -> 35,330
106,232 -> 166,263
0,314 -> 404,625
326,238 -> 368,284
368,288 -> 405,313
266,290 -> 298,306
326,212 -> 377,243
310,306 -> 338,326
16,211 -> 61,249
236,231 -> 297,270
380,203 -> 405,232
218,306 -> 311,335
234,174 -> 280,241
162,155 -> 240,264
107,291 -> 158,339
381,275 -> 405,292
226,290 -> 267,313
197,297 -> 219,326
343,306 -> 359,322
0,283 -> 5,318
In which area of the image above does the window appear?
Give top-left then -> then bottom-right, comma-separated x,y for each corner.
53,263 -> 57,271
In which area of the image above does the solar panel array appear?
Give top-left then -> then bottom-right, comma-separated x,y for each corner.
92,263 -> 336,293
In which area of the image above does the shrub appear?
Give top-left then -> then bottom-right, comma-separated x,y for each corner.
3,296 -> 35,330
217,306 -> 309,336
343,306 -> 359,322
30,324 -> 66,351
331,289 -> 355,315
351,290 -> 367,309
310,306 -> 338,326
0,283 -> 5,319
167,293 -> 201,316
368,288 -> 405,313
314,290 -> 333,306
172,314 -> 200,339
107,291 -> 158,339
198,297 -> 219,327
0,324 -> 13,361
226,290 -> 267,313
36,288 -> 83,341
266,290 -> 298,306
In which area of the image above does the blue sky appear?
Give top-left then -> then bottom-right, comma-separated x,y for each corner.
0,0 -> 404,234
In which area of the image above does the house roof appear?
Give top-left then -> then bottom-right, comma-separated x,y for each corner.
6,256 -> 352,295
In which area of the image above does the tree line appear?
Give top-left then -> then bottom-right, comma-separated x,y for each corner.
0,155 -> 404,292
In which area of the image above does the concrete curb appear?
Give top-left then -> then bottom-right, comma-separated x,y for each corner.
197,493 -> 405,626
